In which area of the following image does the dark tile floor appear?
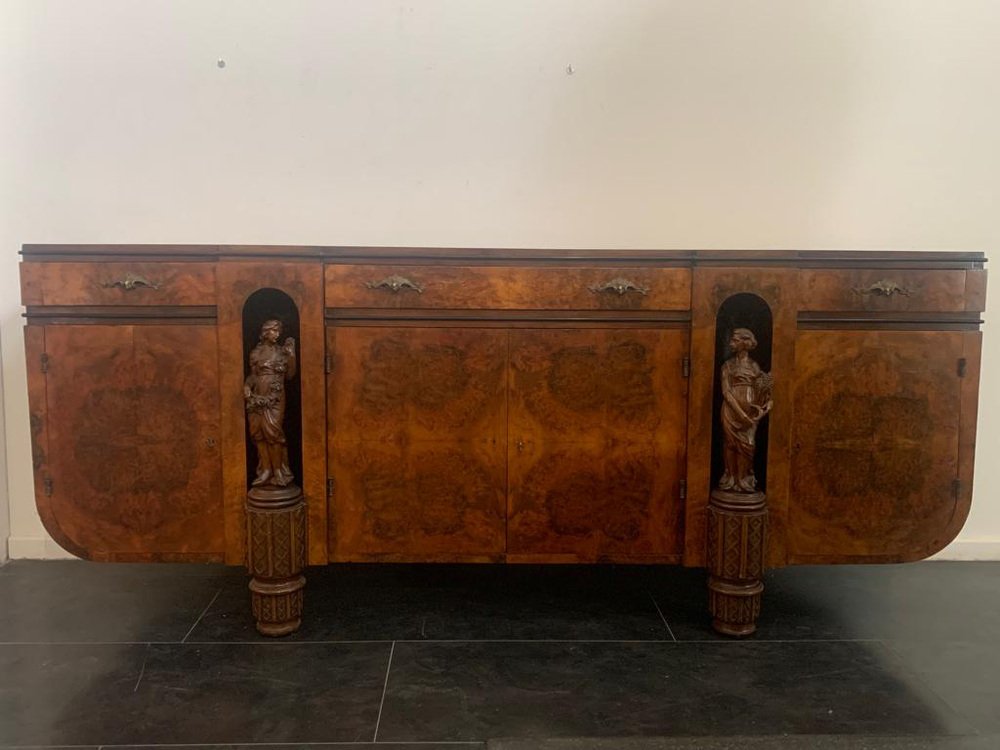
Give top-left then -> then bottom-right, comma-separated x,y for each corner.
0,560 -> 997,749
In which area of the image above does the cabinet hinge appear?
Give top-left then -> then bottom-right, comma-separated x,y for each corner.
40,353 -> 50,373
679,479 -> 687,501
952,478 -> 962,499
681,357 -> 690,378
325,354 -> 334,374
957,358 -> 967,377
43,475 -> 53,497
326,477 -> 335,498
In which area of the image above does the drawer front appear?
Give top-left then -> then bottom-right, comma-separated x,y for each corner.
325,265 -> 690,310
799,269 -> 972,312
21,262 -> 216,306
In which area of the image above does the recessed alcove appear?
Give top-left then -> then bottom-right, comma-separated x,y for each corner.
242,288 -> 303,490
711,293 -> 773,494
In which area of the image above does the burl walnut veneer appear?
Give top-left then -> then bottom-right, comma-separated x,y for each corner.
20,246 -> 987,636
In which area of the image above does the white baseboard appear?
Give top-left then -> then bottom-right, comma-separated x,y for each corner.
929,540 -> 1000,561
6,535 -> 1000,562
7,536 -> 80,560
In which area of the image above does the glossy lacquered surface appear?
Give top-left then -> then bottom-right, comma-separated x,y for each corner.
1,560 -> 998,748
19,246 -> 987,572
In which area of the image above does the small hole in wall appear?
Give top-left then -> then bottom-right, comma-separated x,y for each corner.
217,59 -> 226,69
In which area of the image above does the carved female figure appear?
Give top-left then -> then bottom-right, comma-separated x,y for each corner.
718,328 -> 772,493
244,319 -> 297,487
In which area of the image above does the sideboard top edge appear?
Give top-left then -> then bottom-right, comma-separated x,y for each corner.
19,244 -> 987,267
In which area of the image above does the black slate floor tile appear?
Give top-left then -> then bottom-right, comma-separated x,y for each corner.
377,640 -> 972,742
0,642 -> 391,746
0,561 -> 234,643
0,643 -> 147,746
190,564 -> 671,642
124,643 -> 391,744
887,639 -> 1000,735
650,563 -> 1000,643
488,737 -> 1000,750
109,742 -> 485,750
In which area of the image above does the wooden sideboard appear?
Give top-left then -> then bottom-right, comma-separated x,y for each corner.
20,245 -> 987,636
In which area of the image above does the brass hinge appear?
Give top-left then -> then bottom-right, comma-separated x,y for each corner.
681,357 -> 690,378
325,353 -> 334,374
952,478 -> 962,499
957,358 -> 967,377
40,353 -> 50,373
327,477 -> 335,498
679,478 -> 687,501
43,475 -> 53,496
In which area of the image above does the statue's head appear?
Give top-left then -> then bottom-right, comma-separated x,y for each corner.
260,319 -> 282,343
729,327 -> 757,353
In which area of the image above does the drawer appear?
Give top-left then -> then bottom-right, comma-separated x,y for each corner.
21,262 -> 216,307
325,265 -> 691,310
798,269 -> 975,312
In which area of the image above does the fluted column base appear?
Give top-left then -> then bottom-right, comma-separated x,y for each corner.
246,484 -> 307,637
707,489 -> 767,637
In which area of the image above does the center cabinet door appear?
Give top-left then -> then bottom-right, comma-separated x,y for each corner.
327,326 -> 508,561
507,328 -> 689,563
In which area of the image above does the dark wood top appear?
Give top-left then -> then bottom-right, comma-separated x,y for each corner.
20,244 -> 987,268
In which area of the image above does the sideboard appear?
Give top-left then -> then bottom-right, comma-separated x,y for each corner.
20,245 -> 986,636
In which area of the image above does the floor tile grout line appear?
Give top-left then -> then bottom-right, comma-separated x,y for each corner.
0,636 -> 889,646
181,587 -> 222,643
132,643 -> 150,692
0,742 -> 485,748
648,590 -> 677,642
372,639 -> 396,742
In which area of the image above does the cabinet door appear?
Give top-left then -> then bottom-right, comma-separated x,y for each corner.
507,328 -> 688,562
789,330 -> 965,561
327,327 -> 507,561
40,325 -> 224,560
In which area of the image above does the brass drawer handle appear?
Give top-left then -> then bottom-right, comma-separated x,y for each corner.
365,275 -> 424,294
589,277 -> 649,296
853,280 -> 912,298
102,272 -> 160,291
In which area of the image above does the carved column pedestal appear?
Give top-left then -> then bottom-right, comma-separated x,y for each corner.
707,489 -> 767,637
246,485 -> 306,637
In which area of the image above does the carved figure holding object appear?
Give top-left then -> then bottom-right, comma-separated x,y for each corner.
244,319 -> 297,487
718,327 -> 772,493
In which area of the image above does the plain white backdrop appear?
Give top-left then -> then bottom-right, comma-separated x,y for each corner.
1,0 -> 998,560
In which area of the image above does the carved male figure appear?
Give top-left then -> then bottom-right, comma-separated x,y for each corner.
718,327 -> 772,493
244,319 -> 297,487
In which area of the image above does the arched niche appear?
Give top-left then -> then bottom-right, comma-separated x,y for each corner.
242,288 -> 303,490
711,293 -> 774,493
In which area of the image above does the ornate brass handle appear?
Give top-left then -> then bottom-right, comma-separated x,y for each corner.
365,275 -> 424,294
853,280 -> 912,298
102,272 -> 160,291
588,277 -> 649,296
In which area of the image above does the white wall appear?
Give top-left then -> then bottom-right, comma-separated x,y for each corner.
1,0 -> 998,559
0,333 -> 8,564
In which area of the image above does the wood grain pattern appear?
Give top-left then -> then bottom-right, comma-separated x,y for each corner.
684,269 -> 798,568
789,330 -> 964,561
326,265 -> 691,311
20,261 -> 216,306
507,329 -> 687,562
40,325 -> 224,560
327,327 -> 507,561
799,269 -> 970,312
216,261 -> 328,565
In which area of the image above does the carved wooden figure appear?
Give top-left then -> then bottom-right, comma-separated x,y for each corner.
244,319 -> 306,636
709,327 -> 772,636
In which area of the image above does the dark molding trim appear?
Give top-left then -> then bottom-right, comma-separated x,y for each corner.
24,305 -> 218,325
797,310 -> 984,331
21,244 -> 987,269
